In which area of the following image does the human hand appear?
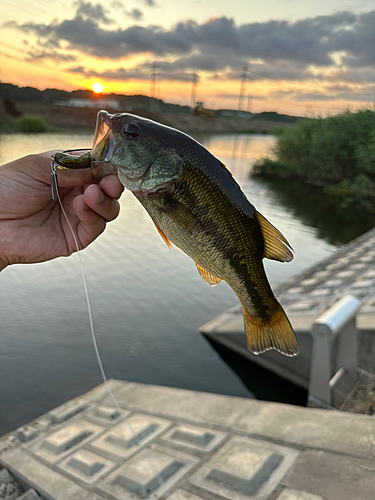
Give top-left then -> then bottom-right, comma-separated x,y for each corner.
0,153 -> 124,271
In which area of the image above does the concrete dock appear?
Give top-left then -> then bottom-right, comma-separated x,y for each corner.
200,227 -> 375,392
1,380 -> 375,500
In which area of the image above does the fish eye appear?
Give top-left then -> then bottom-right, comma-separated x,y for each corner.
121,122 -> 141,139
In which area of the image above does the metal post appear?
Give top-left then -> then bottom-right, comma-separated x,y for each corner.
310,323 -> 332,405
309,296 -> 361,407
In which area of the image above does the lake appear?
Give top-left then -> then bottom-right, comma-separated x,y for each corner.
1,132 -> 375,436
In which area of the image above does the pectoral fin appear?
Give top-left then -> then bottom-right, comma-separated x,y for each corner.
255,210 -> 293,263
152,220 -> 173,249
195,262 -> 222,286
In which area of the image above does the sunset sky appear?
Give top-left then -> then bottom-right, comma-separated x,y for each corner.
2,0 -> 375,115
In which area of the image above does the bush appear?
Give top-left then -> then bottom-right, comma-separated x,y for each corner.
253,109 -> 375,209
13,114 -> 47,133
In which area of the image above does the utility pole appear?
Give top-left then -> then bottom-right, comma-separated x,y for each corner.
150,62 -> 157,112
237,65 -> 248,114
190,72 -> 198,111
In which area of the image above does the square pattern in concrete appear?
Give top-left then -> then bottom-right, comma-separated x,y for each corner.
30,420 -> 105,463
2,380 -> 375,500
89,413 -> 172,459
58,448 -> 116,484
97,445 -> 199,500
160,423 -> 227,453
189,437 -> 299,500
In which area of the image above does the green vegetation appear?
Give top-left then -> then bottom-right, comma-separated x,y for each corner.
253,109 -> 375,210
13,114 -> 47,133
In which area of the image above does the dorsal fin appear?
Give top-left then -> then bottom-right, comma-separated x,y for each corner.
255,210 -> 293,262
195,262 -> 222,286
152,220 -> 173,250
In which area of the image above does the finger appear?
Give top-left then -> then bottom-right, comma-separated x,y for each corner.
72,194 -> 106,246
83,184 -> 120,222
99,174 -> 124,199
6,153 -> 95,188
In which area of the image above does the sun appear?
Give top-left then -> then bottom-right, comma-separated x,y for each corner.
92,82 -> 103,94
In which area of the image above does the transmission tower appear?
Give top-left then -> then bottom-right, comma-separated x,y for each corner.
190,72 -> 198,111
150,62 -> 157,112
237,65 -> 248,113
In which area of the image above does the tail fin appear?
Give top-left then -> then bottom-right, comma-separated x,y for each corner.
242,302 -> 299,357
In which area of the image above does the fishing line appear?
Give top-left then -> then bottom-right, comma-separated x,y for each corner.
54,182 -> 124,415
51,163 -> 165,489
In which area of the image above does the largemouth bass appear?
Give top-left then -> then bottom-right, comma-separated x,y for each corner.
55,111 -> 298,356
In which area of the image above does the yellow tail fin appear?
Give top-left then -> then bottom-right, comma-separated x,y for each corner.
242,302 -> 299,357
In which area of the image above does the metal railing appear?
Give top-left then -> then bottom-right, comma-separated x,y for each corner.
308,295 -> 361,409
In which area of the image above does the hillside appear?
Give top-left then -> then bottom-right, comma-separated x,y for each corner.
0,83 -> 299,134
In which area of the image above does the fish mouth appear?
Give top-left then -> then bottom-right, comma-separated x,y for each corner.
91,110 -> 116,164
91,110 -> 151,181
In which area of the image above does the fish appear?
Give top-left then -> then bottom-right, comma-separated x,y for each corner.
54,110 -> 299,356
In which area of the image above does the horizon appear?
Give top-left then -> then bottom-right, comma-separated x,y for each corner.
1,1 -> 375,116
0,81 -> 302,116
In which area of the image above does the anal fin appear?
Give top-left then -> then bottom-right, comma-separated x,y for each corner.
255,210 -> 294,263
152,220 -> 173,250
195,262 -> 222,286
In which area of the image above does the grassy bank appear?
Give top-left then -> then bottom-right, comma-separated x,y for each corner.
253,109 -> 375,210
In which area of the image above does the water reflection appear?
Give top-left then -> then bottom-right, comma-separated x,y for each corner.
0,131 -> 371,436
255,176 -> 375,246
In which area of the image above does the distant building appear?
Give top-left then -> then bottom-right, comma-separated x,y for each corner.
55,98 -> 121,111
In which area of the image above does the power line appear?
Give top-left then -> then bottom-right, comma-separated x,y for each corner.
2,0 -> 53,19
1,51 -> 69,75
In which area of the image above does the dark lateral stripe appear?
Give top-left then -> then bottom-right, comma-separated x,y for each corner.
177,162 -> 271,319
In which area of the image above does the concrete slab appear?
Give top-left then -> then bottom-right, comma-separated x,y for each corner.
1,381 -> 375,500
100,383 -> 261,428
166,490 -> 205,500
48,403 -> 87,425
89,413 -> 172,460
234,402 -> 375,458
97,445 -> 199,500
0,448 -> 106,500
30,421 -> 104,463
189,437 -> 298,500
282,450 -> 375,500
277,489 -> 323,500
160,424 -> 227,454
16,490 -> 42,500
88,406 -> 123,425
58,449 -> 116,485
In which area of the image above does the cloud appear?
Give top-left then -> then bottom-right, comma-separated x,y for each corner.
9,10 -> 363,67
69,65 -> 194,82
128,9 -> 143,21
269,89 -> 373,103
26,50 -> 77,62
6,6 -> 375,91
75,0 -> 113,24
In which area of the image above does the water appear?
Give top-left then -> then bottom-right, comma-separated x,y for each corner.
1,132 -> 375,435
